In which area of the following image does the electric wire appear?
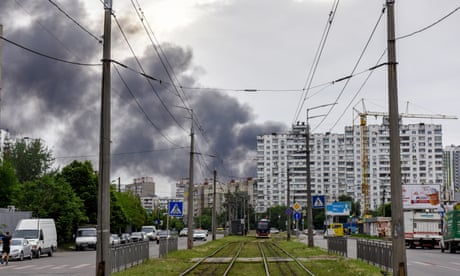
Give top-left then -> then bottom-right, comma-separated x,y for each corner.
13,0 -> 86,60
292,0 -> 340,124
112,14 -> 187,132
0,35 -> 101,66
312,6 -> 386,131
113,63 -> 185,147
396,6 -> 460,40
47,0 -> 102,44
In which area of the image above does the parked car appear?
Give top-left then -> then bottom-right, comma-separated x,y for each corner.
130,232 -> 146,242
193,229 -> 207,241
179,228 -> 189,237
110,234 -> 121,245
75,227 -> 97,251
141,226 -> 156,241
14,218 -> 57,257
269,227 -> 280,234
120,233 -> 130,244
9,238 -> 33,261
156,230 -> 175,244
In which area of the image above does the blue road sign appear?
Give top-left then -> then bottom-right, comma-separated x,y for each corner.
312,195 -> 325,209
326,201 -> 351,216
294,212 -> 301,221
286,208 -> 292,216
168,201 -> 183,217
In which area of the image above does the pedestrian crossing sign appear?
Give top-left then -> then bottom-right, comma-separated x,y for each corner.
168,201 -> 183,217
312,195 -> 325,209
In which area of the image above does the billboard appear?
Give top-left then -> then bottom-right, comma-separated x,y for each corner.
402,184 -> 440,209
326,201 -> 351,216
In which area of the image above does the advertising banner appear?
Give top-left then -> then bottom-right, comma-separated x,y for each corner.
402,184 -> 440,209
326,201 -> 351,216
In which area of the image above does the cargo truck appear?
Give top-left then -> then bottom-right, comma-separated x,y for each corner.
404,210 -> 442,249
440,209 -> 460,253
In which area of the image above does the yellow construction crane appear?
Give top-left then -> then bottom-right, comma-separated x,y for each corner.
354,102 -> 457,216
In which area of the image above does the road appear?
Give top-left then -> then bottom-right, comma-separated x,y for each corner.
309,234 -> 460,276
0,236 -> 216,275
2,234 -> 458,275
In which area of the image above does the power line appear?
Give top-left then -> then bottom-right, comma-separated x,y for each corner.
292,0 -> 340,124
312,5 -> 386,131
113,64 -> 185,147
47,0 -> 102,44
0,35 -> 101,66
112,14 -> 187,132
396,6 -> 460,40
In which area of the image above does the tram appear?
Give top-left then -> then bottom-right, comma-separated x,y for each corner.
256,219 -> 270,238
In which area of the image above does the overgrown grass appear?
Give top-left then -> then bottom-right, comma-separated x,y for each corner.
113,235 -> 385,276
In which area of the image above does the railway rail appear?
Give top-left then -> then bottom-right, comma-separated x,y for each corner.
180,240 -> 315,276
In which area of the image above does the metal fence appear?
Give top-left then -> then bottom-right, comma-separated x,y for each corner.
356,239 -> 392,273
327,237 -> 348,257
159,236 -> 178,258
110,241 -> 150,273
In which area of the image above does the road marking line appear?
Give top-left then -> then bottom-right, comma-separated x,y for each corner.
51,264 -> 70,269
34,264 -> 55,270
71,263 -> 92,269
412,261 -> 431,266
13,264 -> 36,270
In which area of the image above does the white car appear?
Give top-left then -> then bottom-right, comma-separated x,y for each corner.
9,238 -> 33,261
179,228 -> 189,237
193,229 -> 207,241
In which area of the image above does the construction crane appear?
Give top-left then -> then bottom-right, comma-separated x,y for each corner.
354,101 -> 457,216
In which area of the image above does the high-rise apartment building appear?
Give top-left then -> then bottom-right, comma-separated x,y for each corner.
443,145 -> 460,202
256,120 -> 445,213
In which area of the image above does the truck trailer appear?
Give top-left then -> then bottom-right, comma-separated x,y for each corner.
404,210 -> 442,249
440,209 -> 460,253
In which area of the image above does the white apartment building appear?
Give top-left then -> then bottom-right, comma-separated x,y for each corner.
443,145 -> 460,202
256,120 -> 445,213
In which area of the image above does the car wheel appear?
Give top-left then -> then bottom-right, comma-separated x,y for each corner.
20,251 -> 24,261
48,248 -> 53,257
29,252 -> 33,260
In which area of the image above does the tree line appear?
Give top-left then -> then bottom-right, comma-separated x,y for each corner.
0,138 -> 150,244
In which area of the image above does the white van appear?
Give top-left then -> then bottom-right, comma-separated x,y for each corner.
14,218 -> 57,258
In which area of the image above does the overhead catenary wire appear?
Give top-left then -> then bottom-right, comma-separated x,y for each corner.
0,35 -> 101,66
112,14 -> 187,132
47,0 -> 102,44
292,0 -> 340,124
311,5 -> 386,132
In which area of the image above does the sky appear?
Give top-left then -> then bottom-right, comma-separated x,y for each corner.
1,0 -> 459,196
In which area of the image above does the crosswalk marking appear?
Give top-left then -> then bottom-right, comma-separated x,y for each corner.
71,263 -> 92,269
34,264 -> 54,270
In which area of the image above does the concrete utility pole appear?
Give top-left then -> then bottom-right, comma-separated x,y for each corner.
96,1 -> 112,275
287,166 -> 291,241
305,120 -> 313,247
212,169 -> 217,240
386,1 -> 407,275
0,24 -> 3,128
187,111 -> 195,249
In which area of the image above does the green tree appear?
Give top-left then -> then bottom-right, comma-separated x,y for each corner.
116,191 -> 147,231
0,160 -> 19,207
3,138 -> 54,183
60,161 -> 98,224
111,188 -> 129,234
14,175 -> 86,243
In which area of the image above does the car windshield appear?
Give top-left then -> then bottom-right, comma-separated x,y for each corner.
11,239 -> 23,246
13,229 -> 39,239
131,232 -> 142,237
141,227 -> 154,233
77,229 -> 96,237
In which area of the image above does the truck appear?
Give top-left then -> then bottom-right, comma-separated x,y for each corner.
404,210 -> 442,249
13,218 -> 57,258
440,208 -> 460,253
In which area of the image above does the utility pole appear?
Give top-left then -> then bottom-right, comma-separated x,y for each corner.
96,1 -> 112,275
287,166 -> 291,241
187,111 -> 195,249
212,169 -> 217,240
0,24 -> 3,129
305,119 -> 313,247
386,1 -> 407,275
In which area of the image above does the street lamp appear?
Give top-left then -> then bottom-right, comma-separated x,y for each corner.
306,103 -> 337,247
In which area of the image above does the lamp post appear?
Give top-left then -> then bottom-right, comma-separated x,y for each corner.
306,103 -> 336,247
